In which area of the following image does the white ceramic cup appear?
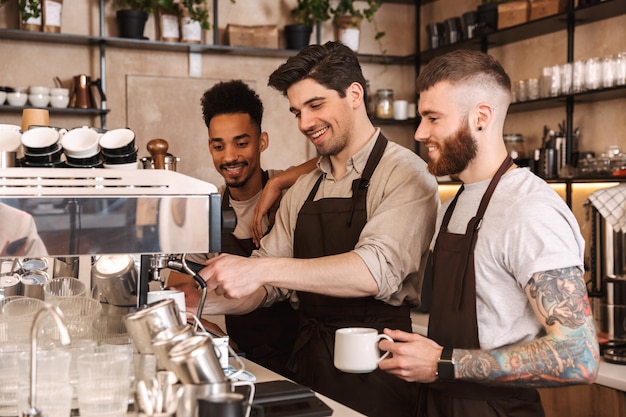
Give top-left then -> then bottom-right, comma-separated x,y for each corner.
147,289 -> 186,323
334,327 -> 393,373
393,100 -> 408,120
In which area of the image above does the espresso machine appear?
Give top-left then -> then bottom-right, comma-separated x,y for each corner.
587,184 -> 626,364
0,167 -> 222,306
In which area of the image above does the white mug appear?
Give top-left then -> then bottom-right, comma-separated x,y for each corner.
334,327 -> 393,373
147,289 -> 186,323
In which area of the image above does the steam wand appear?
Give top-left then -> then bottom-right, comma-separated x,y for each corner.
166,255 -> 207,320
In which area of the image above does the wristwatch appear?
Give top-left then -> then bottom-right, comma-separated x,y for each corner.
436,347 -> 455,381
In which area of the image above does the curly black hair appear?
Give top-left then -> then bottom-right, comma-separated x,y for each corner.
201,80 -> 263,134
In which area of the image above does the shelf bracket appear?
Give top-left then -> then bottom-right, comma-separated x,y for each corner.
189,51 -> 202,78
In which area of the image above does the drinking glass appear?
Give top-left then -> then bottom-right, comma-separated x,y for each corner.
17,348 -> 72,417
43,277 -> 87,306
77,350 -> 132,417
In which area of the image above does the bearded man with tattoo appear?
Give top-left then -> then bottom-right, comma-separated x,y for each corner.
378,50 -> 599,417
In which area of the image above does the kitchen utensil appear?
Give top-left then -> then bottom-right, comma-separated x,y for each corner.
152,324 -> 195,372
91,254 -> 138,307
167,334 -> 227,385
69,74 -> 106,109
123,298 -> 184,354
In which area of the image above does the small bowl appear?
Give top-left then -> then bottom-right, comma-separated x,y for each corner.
99,128 -> 136,155
7,92 -> 28,107
23,146 -> 63,164
61,127 -> 100,158
28,93 -> 50,108
0,124 -> 21,132
50,88 -> 70,108
0,130 -> 22,152
29,86 -> 50,95
20,127 -> 59,153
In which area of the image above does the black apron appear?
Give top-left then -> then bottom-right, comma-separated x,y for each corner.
289,134 -> 421,417
221,171 -> 299,378
424,156 -> 545,417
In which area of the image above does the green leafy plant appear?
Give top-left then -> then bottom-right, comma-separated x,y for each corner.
17,0 -> 42,21
332,0 -> 381,22
156,0 -> 234,31
291,0 -> 332,27
332,0 -> 384,40
113,0 -> 156,14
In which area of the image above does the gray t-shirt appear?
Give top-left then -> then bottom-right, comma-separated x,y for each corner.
437,167 -> 585,350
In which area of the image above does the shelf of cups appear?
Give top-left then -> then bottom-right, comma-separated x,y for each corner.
508,85 -> 626,114
419,0 -> 626,65
0,105 -> 110,116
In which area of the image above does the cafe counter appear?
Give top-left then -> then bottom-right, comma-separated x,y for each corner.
233,358 -> 366,417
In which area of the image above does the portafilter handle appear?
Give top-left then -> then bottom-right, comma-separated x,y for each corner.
147,138 -> 169,170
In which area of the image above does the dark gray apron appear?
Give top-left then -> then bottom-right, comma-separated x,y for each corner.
221,170 -> 299,378
289,135 -> 421,417
425,156 -> 545,417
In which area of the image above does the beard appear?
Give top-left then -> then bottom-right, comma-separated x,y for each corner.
426,119 -> 477,177
220,162 -> 251,188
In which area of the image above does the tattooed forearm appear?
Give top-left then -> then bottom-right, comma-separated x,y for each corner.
452,267 -> 599,387
455,334 -> 598,386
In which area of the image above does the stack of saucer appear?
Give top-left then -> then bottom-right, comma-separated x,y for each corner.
20,127 -> 65,168
61,127 -> 103,168
100,128 -> 138,169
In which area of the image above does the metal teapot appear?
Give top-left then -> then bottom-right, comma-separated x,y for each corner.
69,74 -> 106,109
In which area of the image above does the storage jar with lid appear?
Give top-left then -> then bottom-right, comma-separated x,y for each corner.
503,133 -> 526,162
375,89 -> 394,119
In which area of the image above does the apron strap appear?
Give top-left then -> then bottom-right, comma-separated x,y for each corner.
448,156 -> 515,311
348,134 -> 388,224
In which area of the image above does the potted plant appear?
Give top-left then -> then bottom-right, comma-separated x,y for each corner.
155,0 -> 181,42
113,0 -> 155,39
178,0 -> 211,43
285,0 -> 331,50
331,0 -> 383,52
10,0 -> 43,31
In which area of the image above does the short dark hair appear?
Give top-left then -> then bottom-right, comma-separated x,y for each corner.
416,49 -> 511,94
201,80 -> 263,133
268,41 -> 368,104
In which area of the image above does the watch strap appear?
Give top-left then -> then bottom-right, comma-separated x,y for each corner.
436,346 -> 455,381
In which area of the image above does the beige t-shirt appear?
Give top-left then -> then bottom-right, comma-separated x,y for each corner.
256,129 -> 440,307
186,169 -> 281,263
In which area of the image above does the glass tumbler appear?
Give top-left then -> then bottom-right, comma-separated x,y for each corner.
560,63 -> 573,95
584,57 -> 602,90
77,350 -> 132,417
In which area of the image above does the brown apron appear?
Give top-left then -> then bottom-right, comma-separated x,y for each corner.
221,170 -> 299,378
425,156 -> 545,417
289,134 -> 421,417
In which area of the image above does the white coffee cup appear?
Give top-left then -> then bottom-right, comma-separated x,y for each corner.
147,289 -> 186,323
334,327 -> 393,373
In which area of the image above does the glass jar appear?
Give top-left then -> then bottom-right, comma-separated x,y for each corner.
375,89 -> 394,119
503,133 -> 526,161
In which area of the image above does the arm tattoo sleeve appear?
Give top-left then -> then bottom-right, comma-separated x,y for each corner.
454,266 -> 599,387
